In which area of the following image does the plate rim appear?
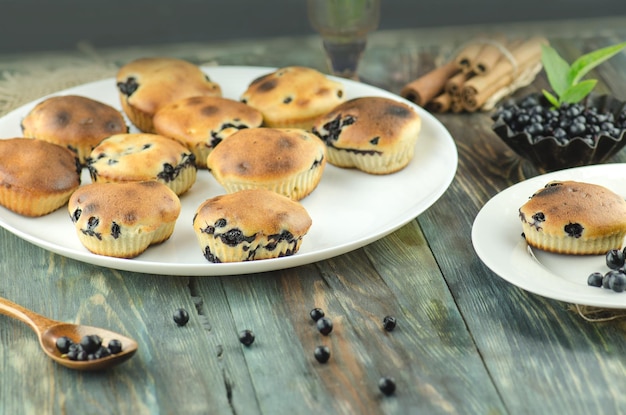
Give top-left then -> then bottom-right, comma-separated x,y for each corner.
0,65 -> 458,276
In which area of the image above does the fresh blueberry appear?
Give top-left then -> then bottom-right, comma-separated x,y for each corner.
316,317 -> 333,336
173,308 -> 190,326
606,249 -> 625,269
587,272 -> 604,287
238,329 -> 255,346
378,376 -> 396,396
55,336 -> 74,354
314,346 -> 331,363
382,316 -> 397,331
310,308 -> 325,322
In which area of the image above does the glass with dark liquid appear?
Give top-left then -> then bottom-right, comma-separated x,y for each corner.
307,0 -> 381,80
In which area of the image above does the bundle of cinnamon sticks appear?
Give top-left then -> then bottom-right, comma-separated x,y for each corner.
401,35 -> 547,113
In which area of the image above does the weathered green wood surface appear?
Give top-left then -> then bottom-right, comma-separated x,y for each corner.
1,16 -> 626,415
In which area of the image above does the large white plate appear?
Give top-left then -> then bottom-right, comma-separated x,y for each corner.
0,66 -> 457,276
472,163 -> 626,308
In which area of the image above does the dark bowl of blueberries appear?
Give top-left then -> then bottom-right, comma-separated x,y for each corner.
491,93 -> 626,172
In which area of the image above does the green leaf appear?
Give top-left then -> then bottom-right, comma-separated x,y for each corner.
542,89 -> 560,107
541,44 -> 571,96
568,41 -> 626,85
559,79 -> 598,104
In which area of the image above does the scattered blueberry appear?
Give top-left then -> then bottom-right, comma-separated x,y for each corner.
310,308 -> 325,322
606,249 -> 625,269
239,329 -> 255,346
316,317 -> 333,336
587,272 -> 604,287
610,273 -> 626,292
382,316 -> 397,331
314,345 -> 331,363
378,376 -> 396,396
173,308 -> 190,326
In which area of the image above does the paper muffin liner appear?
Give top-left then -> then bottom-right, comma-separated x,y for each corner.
326,139 -> 416,174
218,163 -> 325,201
0,187 -> 75,217
76,221 -> 176,259
119,97 -> 156,133
521,222 -> 626,255
195,232 -> 304,263
157,164 -> 197,196
92,161 -> 197,196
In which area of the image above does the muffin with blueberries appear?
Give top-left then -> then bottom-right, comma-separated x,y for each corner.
192,188 -> 312,263
240,66 -> 345,130
311,96 -> 421,174
206,127 -> 327,201
519,180 -> 626,255
116,57 -> 222,133
87,133 -> 197,196
153,96 -> 263,168
68,181 -> 181,258
0,138 -> 81,217
20,95 -> 128,166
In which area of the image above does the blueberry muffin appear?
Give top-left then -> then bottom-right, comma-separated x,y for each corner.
0,138 -> 81,217
153,96 -> 263,168
240,66 -> 345,130
87,133 -> 197,196
20,95 -> 128,166
116,57 -> 222,133
311,96 -> 422,174
68,181 -> 181,258
519,180 -> 626,255
206,127 -> 327,201
193,188 -> 312,263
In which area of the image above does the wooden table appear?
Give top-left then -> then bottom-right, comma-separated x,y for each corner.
2,16 -> 626,415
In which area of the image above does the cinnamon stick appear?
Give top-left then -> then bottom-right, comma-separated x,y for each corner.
461,36 -> 547,111
455,42 -> 484,73
450,97 -> 464,113
400,61 -> 460,107
471,34 -> 508,75
445,71 -> 474,96
425,93 -> 452,113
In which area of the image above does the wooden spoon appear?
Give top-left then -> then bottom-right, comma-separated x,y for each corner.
0,296 -> 138,371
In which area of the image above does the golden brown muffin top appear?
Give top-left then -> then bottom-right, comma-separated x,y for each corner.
240,66 -> 345,125
0,138 -> 80,192
153,96 -> 263,145
519,181 -> 626,238
87,133 -> 195,181
69,181 -> 181,231
116,57 -> 222,115
21,95 -> 127,149
311,96 -> 422,152
206,127 -> 326,181
194,188 -> 312,237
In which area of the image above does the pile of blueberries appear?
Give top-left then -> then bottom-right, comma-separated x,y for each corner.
492,95 -> 626,145
56,334 -> 123,361
587,248 -> 626,292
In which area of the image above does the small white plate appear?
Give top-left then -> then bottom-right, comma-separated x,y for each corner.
472,163 -> 626,308
0,66 -> 458,276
